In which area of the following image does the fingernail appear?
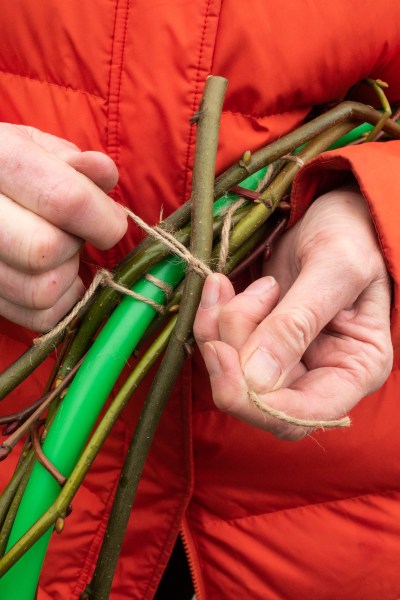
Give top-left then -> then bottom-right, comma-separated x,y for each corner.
244,347 -> 281,391
243,276 -> 276,296
201,275 -> 221,309
204,342 -> 221,376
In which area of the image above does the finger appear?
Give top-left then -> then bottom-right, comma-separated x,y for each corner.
193,274 -> 236,355
66,151 -> 119,193
0,277 -> 85,332
0,125 -> 126,249
304,275 -> 393,390
0,254 -> 80,309
244,363 -> 366,441
0,193 -> 82,272
218,276 -> 280,350
240,257 -> 368,394
203,341 -> 308,440
18,126 -> 119,192
194,275 -> 280,354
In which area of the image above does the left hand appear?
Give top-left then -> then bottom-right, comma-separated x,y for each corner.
193,186 -> 393,440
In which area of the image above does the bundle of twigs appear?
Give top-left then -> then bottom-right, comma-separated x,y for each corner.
0,76 -> 399,599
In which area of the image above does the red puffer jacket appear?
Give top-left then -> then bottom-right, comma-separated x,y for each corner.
1,1 -> 400,598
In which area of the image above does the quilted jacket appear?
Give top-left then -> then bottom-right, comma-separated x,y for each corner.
1,1 -> 400,598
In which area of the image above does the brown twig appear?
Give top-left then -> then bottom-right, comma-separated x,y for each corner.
30,423 -> 66,488
0,358 -> 84,460
229,218 -> 288,279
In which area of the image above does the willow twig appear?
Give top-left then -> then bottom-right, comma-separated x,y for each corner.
213,100 -> 400,196
0,453 -> 35,537
30,424 -> 66,488
86,75 -> 228,600
228,217 -> 288,279
0,464 -> 33,557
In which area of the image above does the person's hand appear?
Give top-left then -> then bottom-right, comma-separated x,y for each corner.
0,124 -> 127,331
193,186 -> 393,440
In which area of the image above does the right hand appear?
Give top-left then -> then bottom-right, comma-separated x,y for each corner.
0,124 -> 127,331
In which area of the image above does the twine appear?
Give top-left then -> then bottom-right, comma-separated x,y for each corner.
32,203 -> 350,432
217,198 -> 247,273
123,207 -> 213,279
100,270 -> 165,313
33,268 -> 166,346
144,273 -> 174,300
281,154 -> 305,168
249,391 -> 351,430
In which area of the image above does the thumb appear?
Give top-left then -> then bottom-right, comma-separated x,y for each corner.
240,259 -> 365,393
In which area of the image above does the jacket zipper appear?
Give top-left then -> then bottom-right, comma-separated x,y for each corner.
180,518 -> 204,600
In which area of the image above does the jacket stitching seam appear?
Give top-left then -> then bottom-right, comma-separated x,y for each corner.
181,0 -> 215,204
0,68 -> 104,101
106,0 -> 130,161
209,0 -> 223,71
103,0 -> 131,268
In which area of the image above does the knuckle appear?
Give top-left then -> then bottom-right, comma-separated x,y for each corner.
369,344 -> 393,392
30,265 -> 79,310
34,283 -> 82,333
26,227 -> 62,272
212,392 -> 228,412
193,319 -> 209,344
39,174 -> 90,223
270,307 -> 318,355
348,340 -> 393,396
219,305 -> 245,330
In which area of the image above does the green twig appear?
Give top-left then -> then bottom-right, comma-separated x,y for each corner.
363,78 -> 392,142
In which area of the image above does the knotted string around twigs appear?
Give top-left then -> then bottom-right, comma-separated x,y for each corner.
33,207 -> 214,348
33,205 -> 351,432
123,207 -> 213,278
217,198 -> 247,273
33,269 -> 167,347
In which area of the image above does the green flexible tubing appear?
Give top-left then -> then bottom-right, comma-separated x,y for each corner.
0,120 -> 379,598
0,258 -> 187,598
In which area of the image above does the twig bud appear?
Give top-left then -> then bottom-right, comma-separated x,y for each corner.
55,517 -> 65,534
0,445 -> 11,461
2,420 -> 20,436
